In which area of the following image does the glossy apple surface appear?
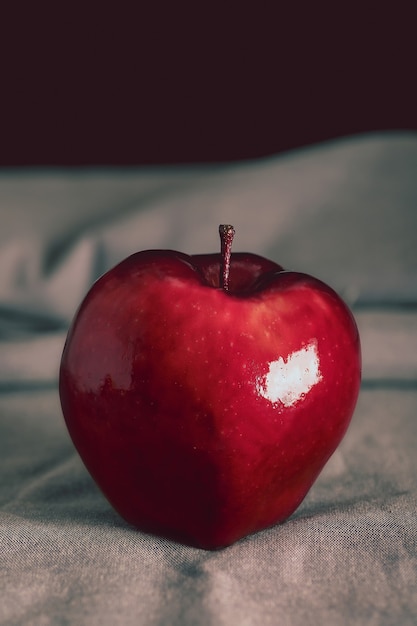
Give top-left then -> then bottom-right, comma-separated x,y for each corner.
59,236 -> 361,550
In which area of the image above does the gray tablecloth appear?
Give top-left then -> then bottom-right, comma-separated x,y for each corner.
1,131 -> 416,625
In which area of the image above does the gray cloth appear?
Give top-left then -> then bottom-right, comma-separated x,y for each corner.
1,131 -> 416,625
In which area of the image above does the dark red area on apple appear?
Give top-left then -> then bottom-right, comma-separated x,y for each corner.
59,241 -> 361,550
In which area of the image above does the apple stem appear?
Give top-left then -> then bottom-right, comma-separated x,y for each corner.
219,224 -> 235,291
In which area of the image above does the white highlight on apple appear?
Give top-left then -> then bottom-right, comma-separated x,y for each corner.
256,341 -> 322,407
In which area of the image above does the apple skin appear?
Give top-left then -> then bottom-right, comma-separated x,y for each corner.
59,249 -> 361,550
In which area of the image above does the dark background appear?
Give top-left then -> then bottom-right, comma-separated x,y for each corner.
1,6 -> 416,166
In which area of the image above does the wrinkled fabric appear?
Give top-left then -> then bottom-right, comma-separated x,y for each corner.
1,131 -> 416,625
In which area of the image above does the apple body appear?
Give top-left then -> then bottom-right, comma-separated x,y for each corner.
59,249 -> 361,549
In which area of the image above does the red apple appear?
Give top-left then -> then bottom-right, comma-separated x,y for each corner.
59,225 -> 361,549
